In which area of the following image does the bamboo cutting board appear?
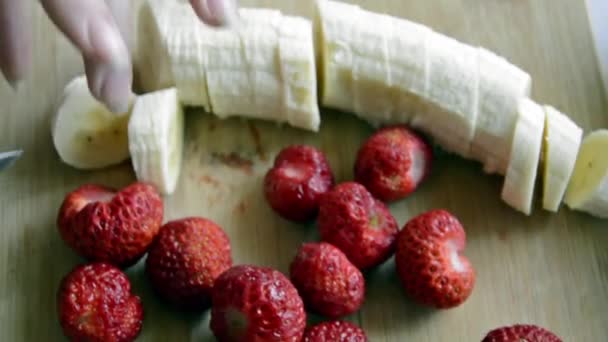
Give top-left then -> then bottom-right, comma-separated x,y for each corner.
1,0 -> 607,341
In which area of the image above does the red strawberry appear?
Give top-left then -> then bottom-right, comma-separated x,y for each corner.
318,182 -> 399,270
395,209 -> 475,308
145,217 -> 232,310
264,145 -> 334,222
57,182 -> 163,267
210,265 -> 306,341
57,262 -> 143,342
303,321 -> 368,342
354,125 -> 432,202
289,242 -> 365,318
482,324 -> 563,342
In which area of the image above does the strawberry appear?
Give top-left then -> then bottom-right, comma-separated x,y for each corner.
210,265 -> 306,341
395,209 -> 475,308
145,217 -> 232,311
57,262 -> 143,342
264,145 -> 335,222
317,182 -> 399,270
303,321 -> 368,342
289,242 -> 365,318
354,125 -> 432,202
482,324 -> 563,342
57,182 -> 163,267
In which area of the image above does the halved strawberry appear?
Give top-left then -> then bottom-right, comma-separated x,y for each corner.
482,324 -> 562,342
264,145 -> 334,222
354,125 -> 433,202
57,182 -> 163,267
303,321 -> 368,342
395,209 -> 475,308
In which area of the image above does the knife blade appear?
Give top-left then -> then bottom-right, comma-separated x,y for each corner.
0,150 -> 23,171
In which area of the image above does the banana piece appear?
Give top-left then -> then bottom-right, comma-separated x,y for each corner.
128,88 -> 184,195
138,0 -> 320,132
52,75 -> 131,170
501,99 -> 545,215
410,32 -> 479,157
542,106 -> 583,212
564,130 -> 608,218
470,48 -> 532,175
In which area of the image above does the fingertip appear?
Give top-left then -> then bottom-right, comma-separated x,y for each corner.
85,58 -> 133,114
190,0 -> 239,27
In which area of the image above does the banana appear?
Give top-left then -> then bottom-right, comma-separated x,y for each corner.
542,106 -> 583,212
501,99 -> 545,215
128,88 -> 185,195
563,130 -> 608,218
470,48 -> 532,175
410,32 -> 479,157
137,0 -> 320,132
51,75 -> 132,170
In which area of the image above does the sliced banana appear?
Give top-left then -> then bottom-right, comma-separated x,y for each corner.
52,75 -> 132,170
564,130 -> 608,218
470,47 -> 532,175
501,99 -> 545,215
411,32 -> 479,158
128,88 -> 184,195
542,106 -> 583,212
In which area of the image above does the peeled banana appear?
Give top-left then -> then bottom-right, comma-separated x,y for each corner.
542,106 -> 583,212
51,75 -> 132,170
564,130 -> 608,218
137,0 -> 320,132
128,88 -> 184,195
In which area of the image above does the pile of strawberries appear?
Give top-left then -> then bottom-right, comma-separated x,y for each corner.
54,125 -> 562,341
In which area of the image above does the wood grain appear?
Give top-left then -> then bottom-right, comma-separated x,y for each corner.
1,1 -> 607,341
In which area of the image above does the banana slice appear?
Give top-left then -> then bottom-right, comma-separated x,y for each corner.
501,99 -> 545,215
542,106 -> 583,212
564,130 -> 608,218
410,32 -> 479,157
51,75 -> 131,170
128,88 -> 184,195
470,48 -> 532,175
138,0 -> 320,132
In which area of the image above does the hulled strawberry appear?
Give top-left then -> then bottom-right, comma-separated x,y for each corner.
303,321 -> 368,342
395,209 -> 475,309
264,145 -> 335,222
210,265 -> 306,341
57,182 -> 163,267
482,324 -> 562,342
318,182 -> 399,270
289,242 -> 365,318
145,217 -> 232,310
57,262 -> 143,342
354,125 -> 432,202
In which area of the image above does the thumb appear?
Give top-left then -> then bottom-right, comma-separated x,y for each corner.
189,0 -> 239,27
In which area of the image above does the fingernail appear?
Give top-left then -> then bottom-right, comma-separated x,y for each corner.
203,0 -> 239,27
101,68 -> 133,114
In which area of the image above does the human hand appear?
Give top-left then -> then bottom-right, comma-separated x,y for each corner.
0,0 -> 238,113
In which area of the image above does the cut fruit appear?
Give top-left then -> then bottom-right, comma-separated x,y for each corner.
470,47 -> 532,175
542,106 -> 583,212
128,88 -> 184,195
137,0 -> 320,132
501,99 -> 545,215
51,75 -> 132,170
564,129 -> 608,218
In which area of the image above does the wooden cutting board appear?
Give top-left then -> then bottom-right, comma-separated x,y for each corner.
1,0 -> 607,340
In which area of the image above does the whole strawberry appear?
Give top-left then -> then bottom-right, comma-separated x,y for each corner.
354,125 -> 432,202
57,262 -> 143,342
145,217 -> 232,310
264,145 -> 334,222
303,321 -> 368,342
482,324 -> 563,342
318,182 -> 399,270
57,182 -> 163,267
395,209 -> 475,308
210,265 -> 306,341
289,242 -> 365,318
